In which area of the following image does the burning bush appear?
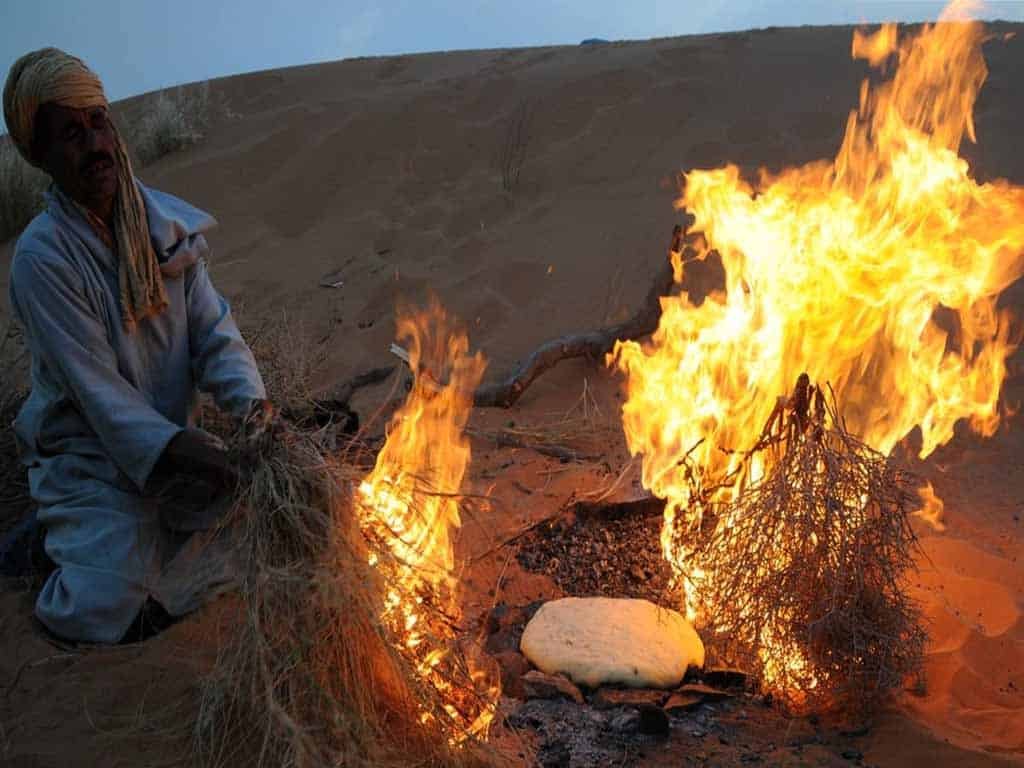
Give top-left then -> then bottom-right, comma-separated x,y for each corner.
676,376 -> 925,713
611,1 -> 1021,714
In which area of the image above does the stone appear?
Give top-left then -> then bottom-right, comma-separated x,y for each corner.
677,683 -> 734,701
637,703 -> 671,736
664,693 -> 705,714
493,650 -> 532,699
520,597 -> 705,689
703,667 -> 749,690
610,710 -> 641,733
591,688 -> 668,709
522,670 -> 584,704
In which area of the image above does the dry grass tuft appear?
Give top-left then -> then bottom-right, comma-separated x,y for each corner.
244,310 -> 332,409
0,137 -> 48,244
497,99 -> 532,194
0,323 -> 31,533
130,83 -> 211,168
678,375 -> 926,716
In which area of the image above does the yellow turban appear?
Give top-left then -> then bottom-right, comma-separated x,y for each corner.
3,48 -> 168,330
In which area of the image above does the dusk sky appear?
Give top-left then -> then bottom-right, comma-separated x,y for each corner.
3,1 -> 1023,132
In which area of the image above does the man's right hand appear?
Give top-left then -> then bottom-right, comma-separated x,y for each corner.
156,427 -> 237,490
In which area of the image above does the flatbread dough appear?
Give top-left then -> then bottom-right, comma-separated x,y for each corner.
520,597 -> 705,689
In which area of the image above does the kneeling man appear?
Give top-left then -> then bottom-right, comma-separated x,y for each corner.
3,48 -> 270,643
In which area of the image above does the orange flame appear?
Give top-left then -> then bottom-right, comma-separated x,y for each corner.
358,297 -> 495,736
611,2 -> 1024,684
915,481 -> 947,531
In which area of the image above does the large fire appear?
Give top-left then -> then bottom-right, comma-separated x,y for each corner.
611,1 -> 1024,682
357,297 -> 495,736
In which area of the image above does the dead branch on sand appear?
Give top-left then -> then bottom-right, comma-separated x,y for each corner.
678,376 -> 926,716
473,225 -> 684,408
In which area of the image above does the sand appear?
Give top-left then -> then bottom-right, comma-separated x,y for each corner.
1,21 -> 1023,767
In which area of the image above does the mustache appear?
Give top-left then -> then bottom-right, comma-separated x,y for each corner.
80,152 -> 114,174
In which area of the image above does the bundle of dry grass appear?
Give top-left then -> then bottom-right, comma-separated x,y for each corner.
676,375 -> 925,715
193,425 -> 495,768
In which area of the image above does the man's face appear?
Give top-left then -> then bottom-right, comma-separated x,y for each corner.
34,102 -> 118,215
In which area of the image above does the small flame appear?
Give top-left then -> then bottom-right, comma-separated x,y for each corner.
915,482 -> 947,531
611,2 -> 1024,692
358,297 -> 497,737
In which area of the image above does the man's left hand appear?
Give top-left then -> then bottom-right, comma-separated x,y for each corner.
242,398 -> 279,443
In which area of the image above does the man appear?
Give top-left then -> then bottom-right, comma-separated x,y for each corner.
1,48 -> 271,643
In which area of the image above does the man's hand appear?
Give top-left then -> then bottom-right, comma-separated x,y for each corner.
241,398 -> 278,444
157,427 -> 236,488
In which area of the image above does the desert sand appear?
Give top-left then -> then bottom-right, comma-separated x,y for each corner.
1,21 -> 1023,767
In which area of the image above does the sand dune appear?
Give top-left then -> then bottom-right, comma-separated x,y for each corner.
2,21 -> 1023,766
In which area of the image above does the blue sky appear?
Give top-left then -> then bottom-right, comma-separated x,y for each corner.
2,0 -> 1022,132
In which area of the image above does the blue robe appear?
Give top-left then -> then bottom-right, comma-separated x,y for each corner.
9,181 -> 266,643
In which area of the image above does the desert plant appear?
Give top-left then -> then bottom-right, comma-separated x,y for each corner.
130,81 -> 210,167
498,99 -> 532,193
0,137 -> 48,243
0,323 -> 31,534
677,376 -> 926,716
243,310 -> 330,409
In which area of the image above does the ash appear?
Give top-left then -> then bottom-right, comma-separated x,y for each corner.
515,503 -> 680,608
507,698 -> 654,767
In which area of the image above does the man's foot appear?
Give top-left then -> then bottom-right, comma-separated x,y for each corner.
0,511 -> 54,579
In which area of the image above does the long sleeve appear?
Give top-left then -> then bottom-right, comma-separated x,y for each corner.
10,250 -> 183,491
184,241 -> 267,417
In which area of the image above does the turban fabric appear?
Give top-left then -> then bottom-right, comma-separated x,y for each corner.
4,48 -> 168,330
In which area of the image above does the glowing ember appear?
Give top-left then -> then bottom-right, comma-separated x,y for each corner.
358,297 -> 495,737
611,0 -> 1024,690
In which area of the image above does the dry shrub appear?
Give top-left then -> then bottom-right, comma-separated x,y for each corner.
244,310 -> 332,408
193,424 -> 495,768
678,375 -> 925,715
0,137 -> 48,243
498,99 -> 532,193
194,308 -> 340,441
130,82 -> 210,167
0,323 -> 31,532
